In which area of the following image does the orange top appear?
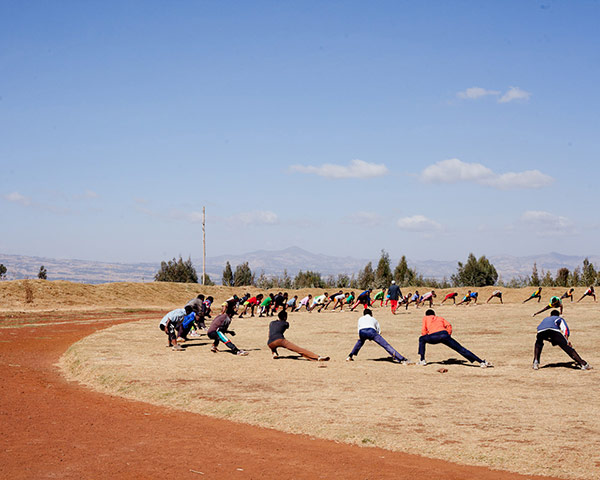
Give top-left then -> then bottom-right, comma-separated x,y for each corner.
421,315 -> 452,336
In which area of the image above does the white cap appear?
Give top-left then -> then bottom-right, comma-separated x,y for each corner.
391,280 -> 396,284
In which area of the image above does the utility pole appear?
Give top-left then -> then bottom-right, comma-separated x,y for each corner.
202,206 -> 206,285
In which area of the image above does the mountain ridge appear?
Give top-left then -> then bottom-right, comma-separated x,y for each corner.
1,248 -> 598,284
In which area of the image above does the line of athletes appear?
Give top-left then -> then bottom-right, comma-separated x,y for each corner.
158,287 -> 594,371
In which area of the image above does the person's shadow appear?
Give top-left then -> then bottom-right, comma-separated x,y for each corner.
540,361 -> 580,370
180,342 -> 211,348
431,358 -> 481,368
370,357 -> 406,363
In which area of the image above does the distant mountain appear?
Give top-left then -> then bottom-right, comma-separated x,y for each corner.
1,249 -> 598,284
0,254 -> 158,284
203,246 -> 369,279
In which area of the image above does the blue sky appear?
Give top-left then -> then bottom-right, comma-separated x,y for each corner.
1,1 -> 599,264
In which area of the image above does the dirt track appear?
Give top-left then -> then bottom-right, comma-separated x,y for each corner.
0,313 -> 563,480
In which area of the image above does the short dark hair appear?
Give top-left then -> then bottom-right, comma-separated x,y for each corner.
551,309 -> 560,316
197,294 -> 205,300
278,311 -> 288,321
184,305 -> 193,314
425,309 -> 435,316
363,308 -> 373,316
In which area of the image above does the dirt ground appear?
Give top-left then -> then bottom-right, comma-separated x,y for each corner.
0,310 -> 566,480
1,281 -> 598,479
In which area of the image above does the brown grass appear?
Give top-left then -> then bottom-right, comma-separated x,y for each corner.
49,282 -> 600,480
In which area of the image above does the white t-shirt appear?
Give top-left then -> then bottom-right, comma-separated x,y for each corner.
357,314 -> 380,334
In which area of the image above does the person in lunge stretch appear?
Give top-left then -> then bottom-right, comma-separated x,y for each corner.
331,292 -> 349,311
405,291 -> 420,309
523,287 -> 542,303
456,291 -> 478,306
419,290 -> 436,308
159,305 -> 193,351
532,310 -> 592,370
294,294 -> 312,312
532,296 -> 563,317
258,294 -> 274,317
268,311 -> 329,361
577,286 -> 596,303
239,294 -> 263,318
346,309 -> 411,364
177,310 -> 199,341
372,288 -> 386,307
486,290 -> 503,304
350,289 -> 372,311
441,292 -> 458,305
286,295 -> 298,312
417,309 -> 491,368
185,294 -> 207,330
561,288 -> 575,303
207,312 -> 248,356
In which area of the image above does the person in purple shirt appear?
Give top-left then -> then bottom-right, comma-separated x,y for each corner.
533,310 -> 592,370
207,312 -> 248,356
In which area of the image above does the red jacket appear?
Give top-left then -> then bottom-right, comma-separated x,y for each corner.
421,315 -> 452,336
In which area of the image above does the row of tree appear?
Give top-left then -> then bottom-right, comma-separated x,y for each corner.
0,264 -> 47,280
154,251 -> 503,288
524,259 -> 598,287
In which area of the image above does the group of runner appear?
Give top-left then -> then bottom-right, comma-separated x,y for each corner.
158,285 -> 594,371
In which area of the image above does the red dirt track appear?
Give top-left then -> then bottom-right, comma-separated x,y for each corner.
0,314 -> 562,480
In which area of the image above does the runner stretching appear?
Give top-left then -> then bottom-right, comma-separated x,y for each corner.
207,312 -> 248,356
405,291 -> 420,309
560,288 -> 575,302
417,309 -> 491,368
350,289 -> 372,311
532,310 -> 592,370
419,291 -> 436,308
294,295 -> 312,312
441,292 -> 458,305
533,296 -> 563,317
346,309 -> 411,364
577,286 -> 596,302
486,290 -> 503,304
268,311 -> 329,361
523,287 -> 542,303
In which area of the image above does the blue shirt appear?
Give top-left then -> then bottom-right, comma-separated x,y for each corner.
537,315 -> 569,338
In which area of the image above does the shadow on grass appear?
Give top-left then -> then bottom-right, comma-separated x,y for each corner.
427,358 -> 480,368
180,342 -> 211,348
540,361 -> 580,370
370,357 -> 402,363
272,354 -> 308,361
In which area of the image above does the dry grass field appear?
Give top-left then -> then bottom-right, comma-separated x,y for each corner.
30,282 -> 596,480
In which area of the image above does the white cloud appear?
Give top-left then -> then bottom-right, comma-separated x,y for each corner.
3,191 -> 32,206
498,86 -> 531,103
422,158 -> 494,184
397,215 -> 442,232
232,210 -> 279,226
343,211 -> 383,227
84,190 -> 99,199
520,210 -> 573,234
456,87 -> 500,100
420,158 -> 554,190
290,159 -> 388,179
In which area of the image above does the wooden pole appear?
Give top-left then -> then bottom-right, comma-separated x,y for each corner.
202,206 -> 206,285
